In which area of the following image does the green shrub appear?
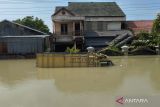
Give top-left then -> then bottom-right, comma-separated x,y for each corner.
107,46 -> 120,51
131,40 -> 149,48
137,31 -> 150,40
65,47 -> 80,54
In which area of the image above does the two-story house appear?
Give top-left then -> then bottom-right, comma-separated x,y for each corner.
52,2 -> 132,51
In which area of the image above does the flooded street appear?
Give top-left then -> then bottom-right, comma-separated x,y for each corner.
0,56 -> 160,107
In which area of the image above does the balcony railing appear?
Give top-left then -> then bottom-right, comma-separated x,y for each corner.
54,30 -> 84,36
54,36 -> 73,43
52,16 -> 85,21
53,31 -> 84,43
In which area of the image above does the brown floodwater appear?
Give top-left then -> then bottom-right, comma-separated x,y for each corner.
0,56 -> 160,107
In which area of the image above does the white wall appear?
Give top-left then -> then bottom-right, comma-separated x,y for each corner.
107,22 -> 121,30
85,17 -> 126,21
84,21 -> 122,31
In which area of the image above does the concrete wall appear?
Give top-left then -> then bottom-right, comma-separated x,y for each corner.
54,21 -> 84,35
85,17 -> 126,21
55,9 -> 73,16
36,53 -> 97,68
53,9 -> 83,33
84,21 -> 122,31
84,16 -> 125,31
53,14 -> 125,33
54,22 -> 73,35
54,21 -> 122,33
107,22 -> 121,30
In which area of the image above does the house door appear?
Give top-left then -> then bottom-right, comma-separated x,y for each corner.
61,24 -> 68,35
75,22 -> 81,36
0,42 -> 7,54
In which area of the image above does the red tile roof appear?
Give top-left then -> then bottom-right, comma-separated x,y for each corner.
126,20 -> 153,34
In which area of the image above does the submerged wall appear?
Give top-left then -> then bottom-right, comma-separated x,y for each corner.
36,53 -> 97,68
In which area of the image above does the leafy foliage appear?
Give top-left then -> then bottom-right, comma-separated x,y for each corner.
99,46 -> 123,56
149,33 -> 160,46
152,14 -> 160,34
65,47 -> 80,54
13,16 -> 50,34
131,40 -> 149,47
137,31 -> 151,40
107,46 -> 120,51
132,31 -> 160,48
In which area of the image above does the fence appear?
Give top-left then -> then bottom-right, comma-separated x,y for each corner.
36,53 -> 98,68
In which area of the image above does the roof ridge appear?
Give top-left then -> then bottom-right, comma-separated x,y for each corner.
0,20 -> 47,35
68,2 -> 117,5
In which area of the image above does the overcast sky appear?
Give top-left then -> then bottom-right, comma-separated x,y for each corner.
0,0 -> 160,32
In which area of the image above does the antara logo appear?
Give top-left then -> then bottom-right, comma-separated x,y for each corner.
116,96 -> 149,105
116,97 -> 124,105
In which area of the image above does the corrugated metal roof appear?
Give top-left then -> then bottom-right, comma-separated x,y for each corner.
0,20 -> 47,35
0,35 -> 49,38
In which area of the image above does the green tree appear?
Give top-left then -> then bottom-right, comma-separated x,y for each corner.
13,16 -> 50,34
132,31 -> 160,48
149,32 -> 159,46
137,31 -> 151,40
131,31 -> 151,48
152,14 -> 160,34
152,14 -> 160,46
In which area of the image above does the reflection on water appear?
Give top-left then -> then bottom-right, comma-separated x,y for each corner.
0,56 -> 160,107
37,67 -> 124,93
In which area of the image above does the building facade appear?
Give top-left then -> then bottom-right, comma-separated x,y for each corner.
0,20 -> 50,55
52,2 -> 132,51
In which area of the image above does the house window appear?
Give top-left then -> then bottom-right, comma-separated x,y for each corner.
105,22 -> 108,31
97,22 -> 103,31
61,24 -> 68,35
86,21 -> 92,31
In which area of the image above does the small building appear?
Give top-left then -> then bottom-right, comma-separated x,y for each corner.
0,20 -> 50,55
52,2 -> 132,51
126,20 -> 153,35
